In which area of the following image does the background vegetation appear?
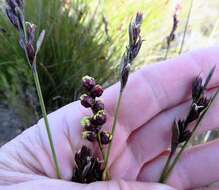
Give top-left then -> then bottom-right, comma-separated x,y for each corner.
0,0 -> 120,126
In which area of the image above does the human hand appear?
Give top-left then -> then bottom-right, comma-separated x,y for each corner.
0,48 -> 219,190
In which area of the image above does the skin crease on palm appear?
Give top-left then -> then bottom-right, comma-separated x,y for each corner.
0,48 -> 219,190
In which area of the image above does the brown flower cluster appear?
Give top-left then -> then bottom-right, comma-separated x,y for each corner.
72,76 -> 113,183
72,146 -> 102,183
80,76 -> 112,145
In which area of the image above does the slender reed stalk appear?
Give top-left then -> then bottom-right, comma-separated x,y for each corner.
4,0 -> 61,178
32,63 -> 61,178
102,13 -> 143,180
159,150 -> 174,182
103,89 -> 123,180
178,0 -> 194,55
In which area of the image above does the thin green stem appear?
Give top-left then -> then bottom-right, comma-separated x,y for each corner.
97,132 -> 105,161
161,139 -> 187,183
102,89 -> 123,180
17,11 -> 61,178
161,89 -> 219,183
32,64 -> 61,179
164,44 -> 170,60
178,0 -> 194,55
159,103 -> 195,182
159,151 -> 174,182
23,44 -> 61,179
97,136 -> 110,179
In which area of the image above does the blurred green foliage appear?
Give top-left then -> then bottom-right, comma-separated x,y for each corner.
0,0 -> 120,125
100,0 -> 219,65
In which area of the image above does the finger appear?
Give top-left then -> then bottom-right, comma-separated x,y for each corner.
4,179 -> 175,190
103,47 -> 219,134
138,139 -> 219,190
110,88 -> 219,179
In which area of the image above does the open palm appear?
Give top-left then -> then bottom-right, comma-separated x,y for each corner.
0,48 -> 219,190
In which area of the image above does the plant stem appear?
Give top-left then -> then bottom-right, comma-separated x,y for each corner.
159,151 -> 174,182
97,132 -> 105,161
102,88 -> 123,180
97,136 -> 110,179
159,103 -> 194,182
161,89 -> 219,183
178,0 -> 194,55
160,140 -> 187,183
32,64 -> 61,179
17,9 -> 61,178
164,44 -> 170,60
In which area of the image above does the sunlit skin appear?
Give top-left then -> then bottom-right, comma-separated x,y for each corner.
0,48 -> 219,190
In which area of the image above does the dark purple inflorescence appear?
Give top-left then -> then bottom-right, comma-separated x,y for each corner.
80,76 -> 112,145
5,0 -> 45,65
72,76 -> 113,183
120,12 -> 143,90
171,66 -> 216,153
5,0 -> 24,30
72,146 -> 103,183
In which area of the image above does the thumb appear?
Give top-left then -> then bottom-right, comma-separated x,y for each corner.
4,179 -> 175,190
